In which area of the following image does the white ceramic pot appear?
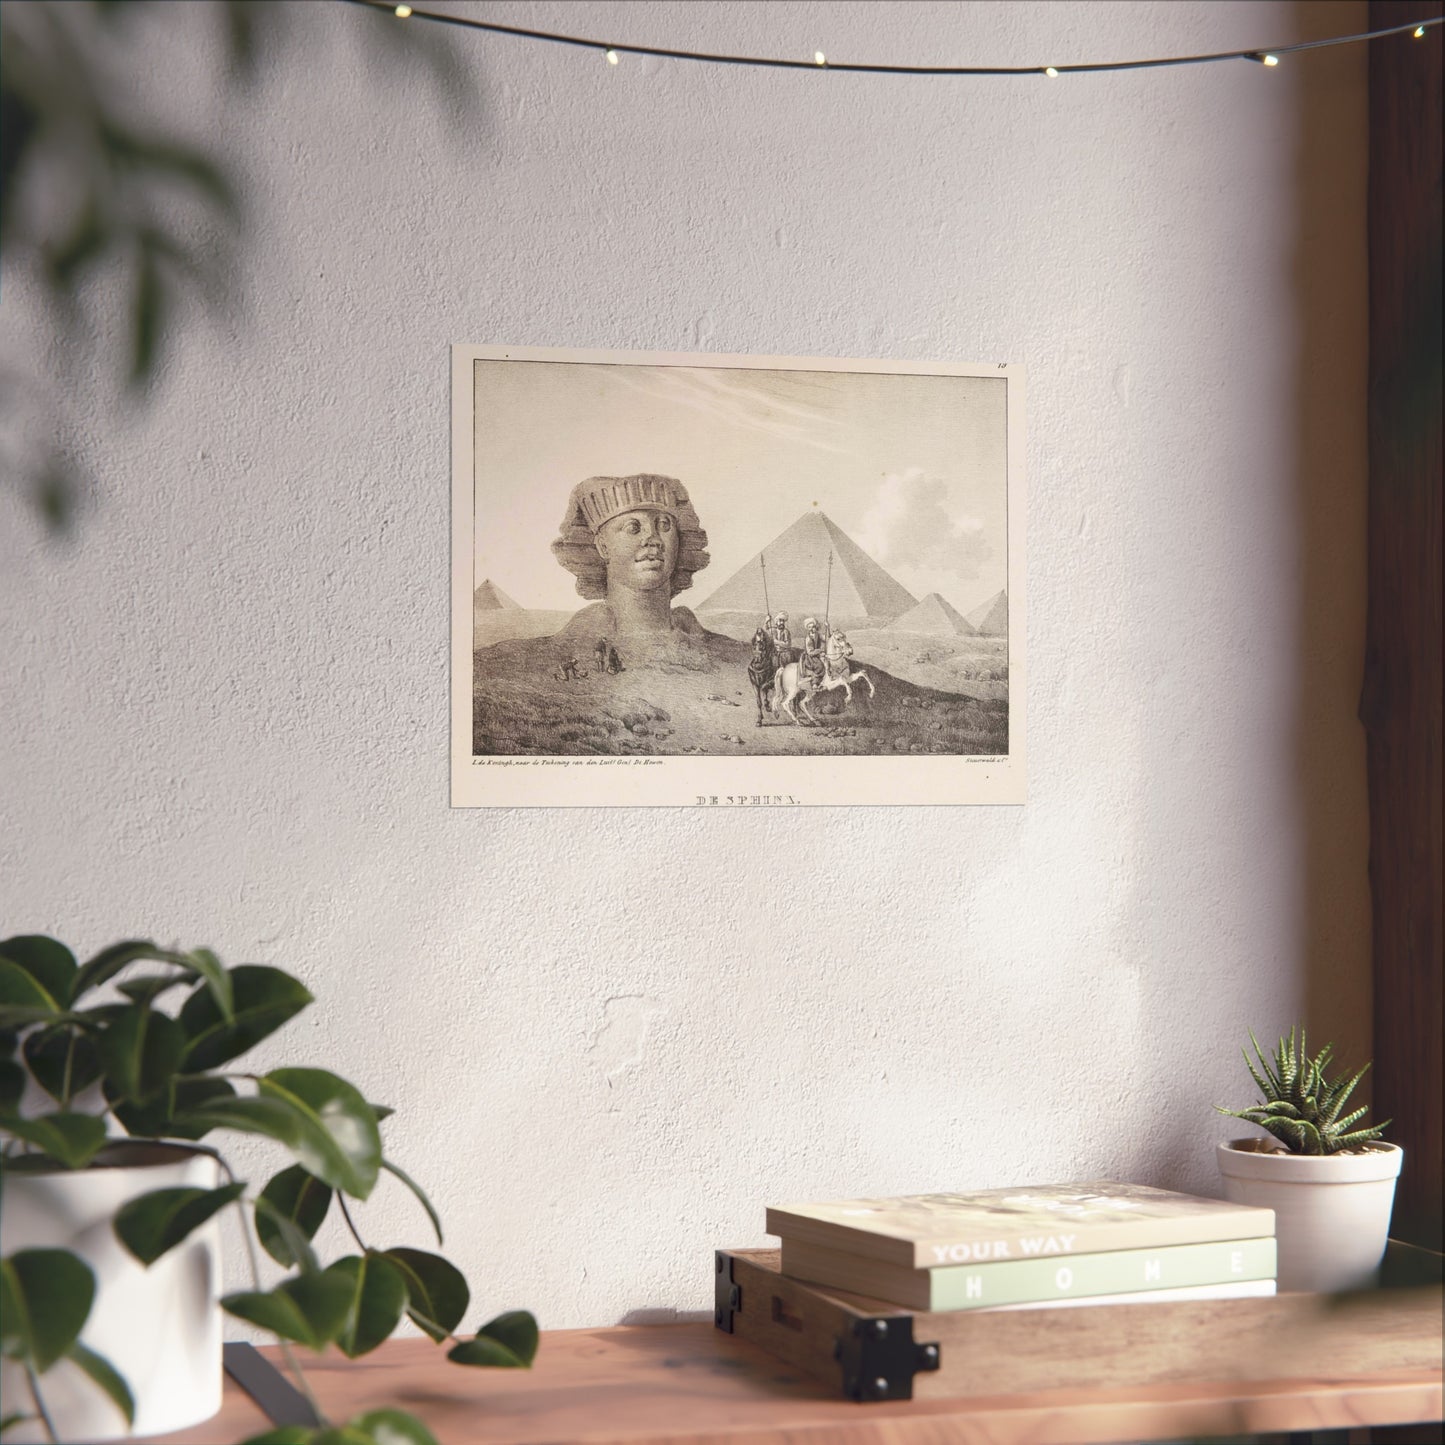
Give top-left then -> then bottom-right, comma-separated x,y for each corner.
1216,1137 -> 1403,1293
0,1141 -> 224,1442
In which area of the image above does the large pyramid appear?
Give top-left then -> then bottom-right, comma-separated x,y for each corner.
474,579 -> 521,610
696,511 -> 916,625
887,592 -> 976,636
966,589 -> 1008,635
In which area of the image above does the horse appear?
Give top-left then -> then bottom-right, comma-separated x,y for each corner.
747,628 -> 777,726
770,633 -> 875,725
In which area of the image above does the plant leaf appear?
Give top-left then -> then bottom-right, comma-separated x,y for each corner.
0,938 -> 76,1008
351,1408 -> 441,1445
326,1253 -> 407,1359
72,941 -> 185,1000
23,1026 -> 102,1103
0,1414 -> 37,1435
447,1310 -> 538,1369
113,1182 -> 245,1265
0,1248 -> 95,1371
252,1196 -> 321,1277
0,1112 -> 108,1168
97,1005 -> 187,1103
67,1341 -> 135,1426
380,1158 -> 442,1246
382,1248 -> 468,1342
0,1060 -> 25,1113
256,1165 -> 332,1268
116,974 -> 191,1007
223,1273 -> 353,1351
179,966 -> 312,1071
182,948 -> 233,1022
258,1070 -> 381,1201
0,959 -> 60,1028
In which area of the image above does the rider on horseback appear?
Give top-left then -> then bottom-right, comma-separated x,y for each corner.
769,611 -> 792,660
799,616 -> 826,689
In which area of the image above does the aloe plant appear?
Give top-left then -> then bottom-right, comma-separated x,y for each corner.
0,935 -> 537,1445
1216,1025 -> 1391,1156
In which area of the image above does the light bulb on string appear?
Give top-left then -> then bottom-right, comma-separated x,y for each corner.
339,3 -> 1442,80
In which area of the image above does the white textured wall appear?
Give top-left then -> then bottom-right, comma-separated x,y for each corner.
0,1 -> 1370,1330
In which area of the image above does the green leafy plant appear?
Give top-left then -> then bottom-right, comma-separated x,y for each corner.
1216,1025 -> 1391,1156
0,934 -> 536,1445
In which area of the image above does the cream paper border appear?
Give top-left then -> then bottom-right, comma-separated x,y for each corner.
450,345 -> 1026,807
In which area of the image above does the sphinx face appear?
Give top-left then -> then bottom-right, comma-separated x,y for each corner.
594,509 -> 678,594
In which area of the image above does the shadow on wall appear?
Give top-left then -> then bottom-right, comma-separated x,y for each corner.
1287,0 -> 1372,1089
0,0 -> 474,534
1135,0 -> 1374,1196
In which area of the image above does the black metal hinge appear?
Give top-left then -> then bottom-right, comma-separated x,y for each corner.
833,1313 -> 941,1401
714,1250 -> 742,1332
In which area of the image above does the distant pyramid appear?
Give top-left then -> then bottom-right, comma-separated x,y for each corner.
887,592 -> 976,636
474,579 -> 521,610
697,511 -> 916,625
966,589 -> 1008,635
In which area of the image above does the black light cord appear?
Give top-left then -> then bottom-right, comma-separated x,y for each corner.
338,1 -> 1441,77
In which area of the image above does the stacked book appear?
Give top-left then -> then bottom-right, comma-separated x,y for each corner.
766,1181 -> 1277,1312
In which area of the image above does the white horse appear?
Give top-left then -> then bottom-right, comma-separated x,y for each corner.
770,632 -> 875,725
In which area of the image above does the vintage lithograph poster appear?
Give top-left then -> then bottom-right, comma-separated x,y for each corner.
451,346 -> 1025,807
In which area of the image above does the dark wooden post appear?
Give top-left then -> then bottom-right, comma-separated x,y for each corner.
1364,0 -> 1443,1261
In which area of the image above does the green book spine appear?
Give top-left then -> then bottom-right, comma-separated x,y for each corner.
928,1236 -> 1277,1310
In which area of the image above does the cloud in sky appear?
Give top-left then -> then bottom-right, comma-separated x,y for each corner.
608,366 -> 851,455
855,468 -> 992,582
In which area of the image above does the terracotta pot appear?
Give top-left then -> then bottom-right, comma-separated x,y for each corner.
1216,1137 -> 1403,1293
0,1141 -> 224,1441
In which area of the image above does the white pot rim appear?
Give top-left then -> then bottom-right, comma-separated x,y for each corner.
2,1138 -> 215,1177
1217,1137 -> 1403,1184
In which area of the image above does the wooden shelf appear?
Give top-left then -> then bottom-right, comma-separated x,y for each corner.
150,1315 -> 1442,1445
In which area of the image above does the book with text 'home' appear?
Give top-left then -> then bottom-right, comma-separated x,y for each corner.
779,1234 -> 1278,1311
765,1181 -> 1275,1270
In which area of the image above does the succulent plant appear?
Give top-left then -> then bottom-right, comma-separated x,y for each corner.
1216,1025 -> 1391,1156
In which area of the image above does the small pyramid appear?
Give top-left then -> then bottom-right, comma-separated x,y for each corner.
696,511 -> 916,624
474,579 -> 521,610
888,592 -> 976,636
966,589 -> 1008,635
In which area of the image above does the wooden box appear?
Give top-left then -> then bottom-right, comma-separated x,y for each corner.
715,1243 -> 1445,1404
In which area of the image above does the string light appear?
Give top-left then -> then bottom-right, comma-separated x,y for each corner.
340,2 -> 1443,78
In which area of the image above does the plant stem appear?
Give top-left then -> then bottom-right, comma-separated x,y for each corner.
24,1364 -> 57,1444
219,1157 -> 326,1427
60,1032 -> 77,1109
337,1194 -> 367,1253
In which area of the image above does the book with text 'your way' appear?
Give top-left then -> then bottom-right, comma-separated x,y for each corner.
766,1181 -> 1275,1270
778,1234 -> 1278,1311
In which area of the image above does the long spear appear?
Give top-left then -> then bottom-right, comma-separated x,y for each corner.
760,550 -> 771,623
824,550 -> 833,634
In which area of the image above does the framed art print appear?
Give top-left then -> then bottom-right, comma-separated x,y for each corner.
451,345 -> 1025,807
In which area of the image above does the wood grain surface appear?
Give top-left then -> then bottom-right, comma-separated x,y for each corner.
146,1284 -> 1442,1445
